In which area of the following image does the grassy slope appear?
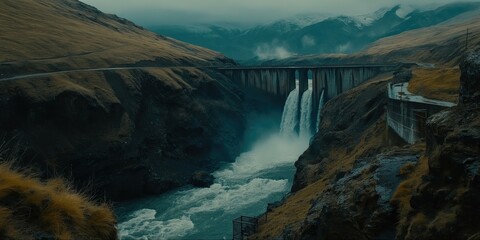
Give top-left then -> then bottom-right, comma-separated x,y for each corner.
361,11 -> 477,102
0,162 -> 116,239
361,13 -> 480,66
266,10 -> 480,67
0,0 -> 228,73
408,67 -> 461,103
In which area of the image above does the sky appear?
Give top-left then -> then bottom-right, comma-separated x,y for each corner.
82,0 -> 474,27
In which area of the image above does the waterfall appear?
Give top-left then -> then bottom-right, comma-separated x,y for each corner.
299,89 -> 313,139
316,90 -> 325,132
280,88 -> 299,136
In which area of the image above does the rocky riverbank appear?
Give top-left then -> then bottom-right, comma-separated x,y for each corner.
253,51 -> 480,239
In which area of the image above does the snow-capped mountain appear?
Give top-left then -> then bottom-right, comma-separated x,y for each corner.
148,2 -> 480,62
350,7 -> 393,27
277,13 -> 332,28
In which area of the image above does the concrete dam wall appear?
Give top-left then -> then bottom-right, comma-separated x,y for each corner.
220,65 -> 400,135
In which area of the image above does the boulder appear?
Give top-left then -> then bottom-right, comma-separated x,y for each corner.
190,171 -> 215,188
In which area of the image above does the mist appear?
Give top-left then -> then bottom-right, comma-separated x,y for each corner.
255,43 -> 295,60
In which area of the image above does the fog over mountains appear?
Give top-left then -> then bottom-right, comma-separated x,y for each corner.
148,2 -> 480,62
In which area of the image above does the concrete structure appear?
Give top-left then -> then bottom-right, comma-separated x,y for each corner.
220,64 -> 400,121
387,83 -> 456,144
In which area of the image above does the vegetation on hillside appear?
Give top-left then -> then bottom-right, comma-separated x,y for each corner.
407,67 -> 460,102
0,0 -> 231,75
0,157 -> 117,239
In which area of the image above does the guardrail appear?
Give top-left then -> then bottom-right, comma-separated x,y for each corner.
233,216 -> 259,240
387,82 -> 456,143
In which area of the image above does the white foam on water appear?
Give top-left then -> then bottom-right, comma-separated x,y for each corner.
214,134 -> 308,180
118,209 -> 194,240
118,80 -> 314,239
175,178 -> 288,215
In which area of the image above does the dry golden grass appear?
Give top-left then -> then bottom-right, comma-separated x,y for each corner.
0,162 -> 116,239
252,118 -> 389,239
361,12 -> 480,66
407,67 -> 460,102
391,156 -> 430,239
398,162 -> 416,176
0,0 -> 224,73
391,155 -> 429,232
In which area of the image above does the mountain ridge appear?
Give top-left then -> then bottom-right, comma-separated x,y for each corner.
149,2 -> 480,61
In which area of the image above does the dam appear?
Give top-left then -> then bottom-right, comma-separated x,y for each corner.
219,64 -> 401,135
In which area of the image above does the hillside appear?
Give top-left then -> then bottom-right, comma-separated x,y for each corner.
268,10 -> 480,67
150,3 -> 480,61
0,0 -> 234,76
0,161 -> 116,239
0,0 -> 245,202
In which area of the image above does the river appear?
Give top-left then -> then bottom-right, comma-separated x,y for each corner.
117,83 -> 317,239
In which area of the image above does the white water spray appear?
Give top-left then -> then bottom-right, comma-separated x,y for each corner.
118,80 -> 315,240
280,88 -> 299,136
299,88 -> 313,139
316,90 -> 325,132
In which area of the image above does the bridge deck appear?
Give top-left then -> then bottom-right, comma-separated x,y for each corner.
217,64 -> 401,70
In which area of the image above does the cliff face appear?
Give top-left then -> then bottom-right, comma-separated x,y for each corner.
253,73 -> 411,239
254,51 -> 480,239
0,68 -> 244,200
292,73 -> 393,192
393,51 -> 480,240
0,0 -> 245,201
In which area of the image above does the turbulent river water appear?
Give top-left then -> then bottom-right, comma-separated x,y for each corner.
117,81 -> 321,239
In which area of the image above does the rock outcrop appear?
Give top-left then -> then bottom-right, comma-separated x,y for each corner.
460,50 -> 480,104
254,51 -> 480,240
0,68 -> 245,201
394,50 -> 480,240
190,171 -> 215,188
252,74 -> 411,239
292,74 -> 393,192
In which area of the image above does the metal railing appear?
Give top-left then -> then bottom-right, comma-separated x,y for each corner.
233,216 -> 259,240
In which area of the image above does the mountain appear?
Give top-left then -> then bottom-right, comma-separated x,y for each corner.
149,2 -> 480,62
266,7 -> 480,67
0,0 -> 245,206
0,0 -> 234,76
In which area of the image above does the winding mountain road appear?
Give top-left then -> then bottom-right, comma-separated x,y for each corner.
388,82 -> 456,107
0,66 -> 208,82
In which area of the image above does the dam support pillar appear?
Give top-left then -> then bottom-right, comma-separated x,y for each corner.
287,69 -> 296,95
298,69 -> 309,95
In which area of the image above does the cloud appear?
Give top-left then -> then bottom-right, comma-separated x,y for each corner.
82,0 -> 478,26
255,42 -> 295,60
336,42 -> 352,53
301,35 -> 316,48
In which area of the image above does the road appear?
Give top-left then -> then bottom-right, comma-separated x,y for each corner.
388,82 -> 456,107
0,66 -> 210,82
